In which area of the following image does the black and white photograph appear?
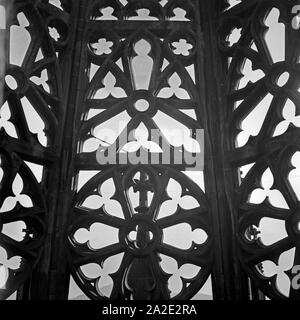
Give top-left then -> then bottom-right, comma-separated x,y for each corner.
0,0 -> 299,312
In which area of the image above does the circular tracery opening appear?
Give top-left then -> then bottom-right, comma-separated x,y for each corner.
128,90 -> 157,117
119,215 -> 162,256
125,222 -> 156,250
276,71 -> 290,87
4,67 -> 28,93
128,228 -> 154,247
5,75 -> 18,90
134,99 -> 150,112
